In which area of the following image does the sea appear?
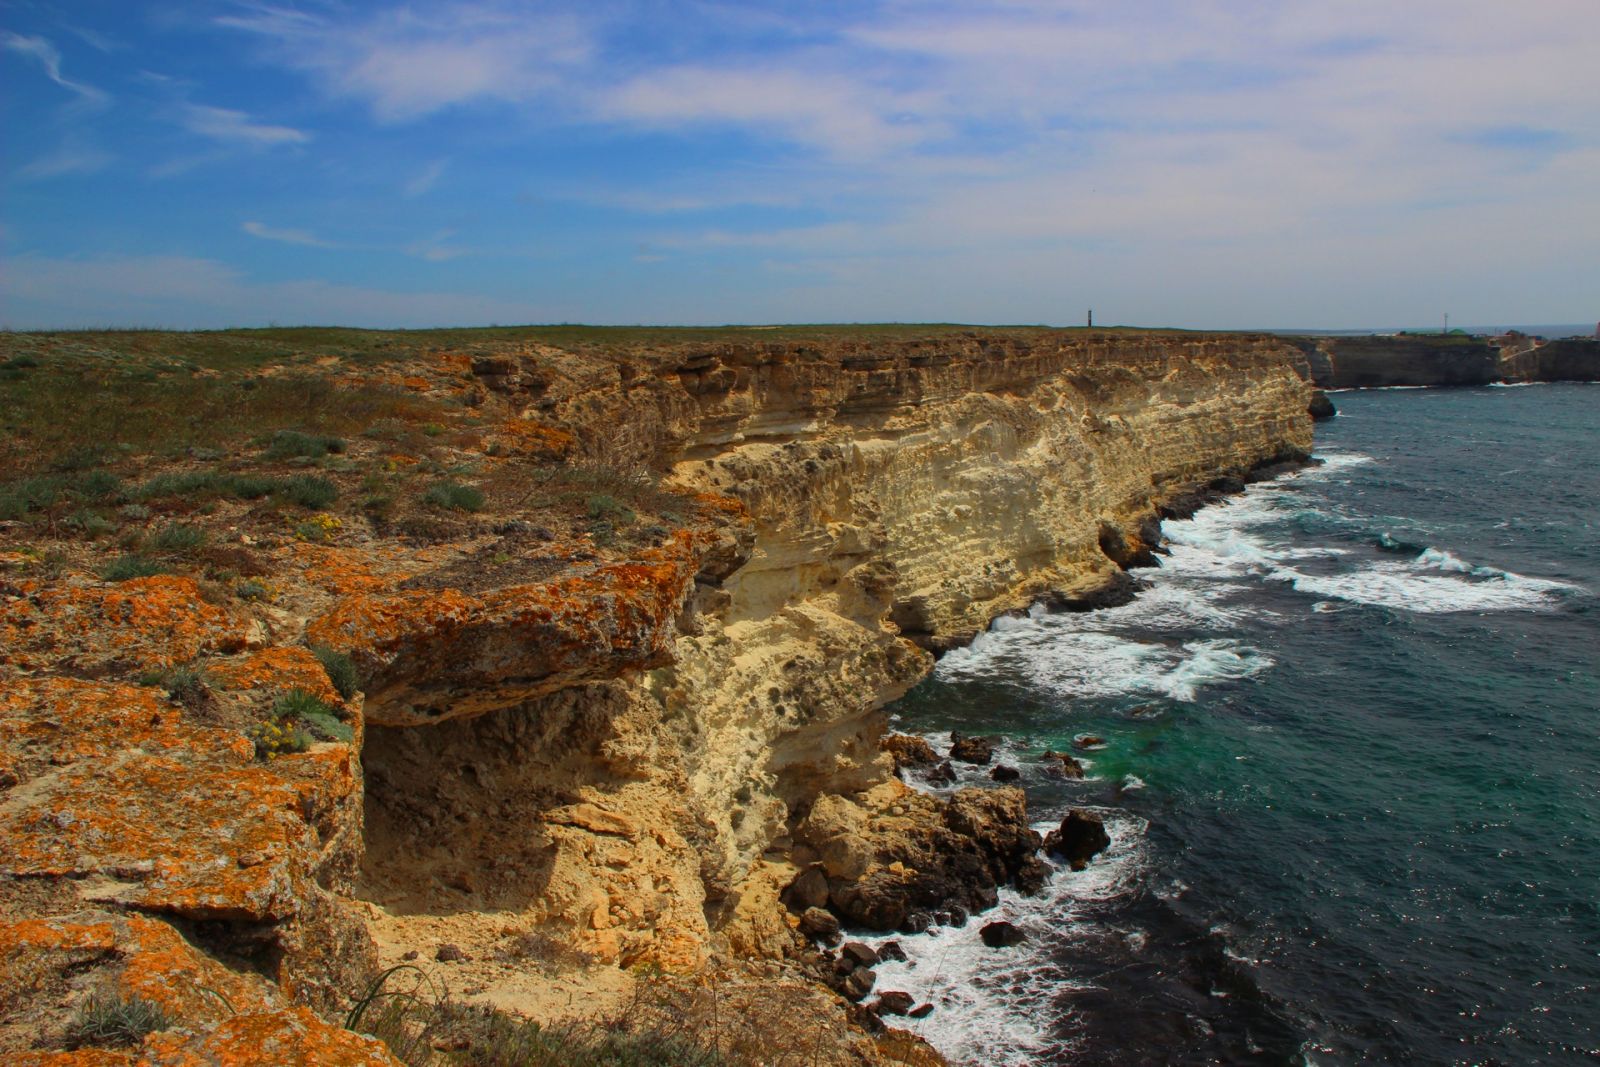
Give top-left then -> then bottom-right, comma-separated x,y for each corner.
864,383 -> 1599,1066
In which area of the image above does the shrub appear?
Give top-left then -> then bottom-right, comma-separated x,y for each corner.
423,480 -> 484,513
135,471 -> 274,502
100,555 -> 166,582
65,509 -> 117,537
587,494 -> 636,525
265,429 -> 346,460
310,644 -> 361,699
248,717 -> 312,760
0,476 -> 65,520
235,579 -> 271,601
276,474 -> 338,509
77,469 -> 123,501
67,992 -> 173,1049
148,523 -> 208,555
271,688 -> 352,743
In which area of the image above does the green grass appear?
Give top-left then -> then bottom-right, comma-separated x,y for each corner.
271,688 -> 352,742
264,429 -> 346,460
67,993 -> 174,1049
278,474 -> 339,509
135,471 -> 276,502
0,469 -> 124,521
310,643 -> 362,699
100,555 -> 167,582
147,522 -> 209,555
423,480 -> 485,513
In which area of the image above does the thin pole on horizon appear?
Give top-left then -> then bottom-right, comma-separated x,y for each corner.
1444,312 -> 1449,335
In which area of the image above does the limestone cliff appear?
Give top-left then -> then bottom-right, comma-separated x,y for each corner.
1288,333 -> 1600,389
0,327 -> 1311,1064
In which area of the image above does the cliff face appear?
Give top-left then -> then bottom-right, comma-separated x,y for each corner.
1288,335 -> 1499,388
0,328 -> 1312,1062
1289,334 -> 1600,389
1499,338 -> 1600,382
356,333 -> 1311,967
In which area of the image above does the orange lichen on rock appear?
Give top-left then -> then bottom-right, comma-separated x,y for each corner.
0,679 -> 246,788
138,1006 -> 398,1066
0,912 -> 394,1065
1,754 -> 305,918
0,675 -> 362,923
208,648 -> 342,709
11,1051 -> 133,1065
484,419 -> 576,459
305,528 -> 716,726
0,576 -> 259,674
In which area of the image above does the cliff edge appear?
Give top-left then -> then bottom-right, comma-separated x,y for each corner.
0,326 -> 1311,1064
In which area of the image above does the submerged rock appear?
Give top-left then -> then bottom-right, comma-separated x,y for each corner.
839,942 -> 879,969
990,764 -> 1021,782
883,733 -> 939,772
980,921 -> 1026,948
1044,809 -> 1112,871
1308,389 -> 1337,420
949,732 -> 995,765
875,991 -> 915,1017
1042,750 -> 1086,778
876,940 -> 907,963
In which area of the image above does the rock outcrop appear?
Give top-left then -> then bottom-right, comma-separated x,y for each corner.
1288,333 -> 1600,389
1,327 -> 1313,1062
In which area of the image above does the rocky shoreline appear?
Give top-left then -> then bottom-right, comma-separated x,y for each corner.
0,326 -> 1313,1064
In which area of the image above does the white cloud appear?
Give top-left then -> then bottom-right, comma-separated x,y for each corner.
403,159 -> 449,197
241,221 -> 335,247
0,255 -> 542,330
217,2 -> 592,122
2,31 -> 110,107
180,104 -> 309,146
17,144 -> 114,180
601,66 -> 938,158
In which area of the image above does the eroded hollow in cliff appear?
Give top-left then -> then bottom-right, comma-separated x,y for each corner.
357,683 -> 646,915
359,712 -> 561,915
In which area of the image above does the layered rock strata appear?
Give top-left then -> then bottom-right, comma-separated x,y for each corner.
1288,333 -> 1600,389
1,329 -> 1312,1062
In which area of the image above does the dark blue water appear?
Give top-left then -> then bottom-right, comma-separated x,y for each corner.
867,384 -> 1600,1066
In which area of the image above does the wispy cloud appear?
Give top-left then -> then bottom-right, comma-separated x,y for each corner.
600,66 -> 937,158
2,31 -> 110,107
18,144 -> 115,180
180,103 -> 309,146
216,2 -> 592,121
0,254 -> 541,329
403,159 -> 449,197
242,220 -> 335,247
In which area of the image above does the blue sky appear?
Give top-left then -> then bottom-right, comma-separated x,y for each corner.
2,1 -> 1596,330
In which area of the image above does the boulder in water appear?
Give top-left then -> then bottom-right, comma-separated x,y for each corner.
874,991 -> 915,1017
949,732 -> 995,764
979,920 -> 1026,948
1044,809 -> 1112,871
990,764 -> 1021,782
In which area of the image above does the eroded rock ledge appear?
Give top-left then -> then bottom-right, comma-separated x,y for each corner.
1,329 -> 1311,1064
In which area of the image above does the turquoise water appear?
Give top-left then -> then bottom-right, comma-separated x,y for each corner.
869,384 -> 1599,1065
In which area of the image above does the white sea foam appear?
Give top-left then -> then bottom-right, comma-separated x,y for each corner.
1273,561 -> 1573,614
855,810 -> 1149,1066
939,628 -> 1273,703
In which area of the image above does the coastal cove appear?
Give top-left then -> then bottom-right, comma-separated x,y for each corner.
872,383 -> 1600,1065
